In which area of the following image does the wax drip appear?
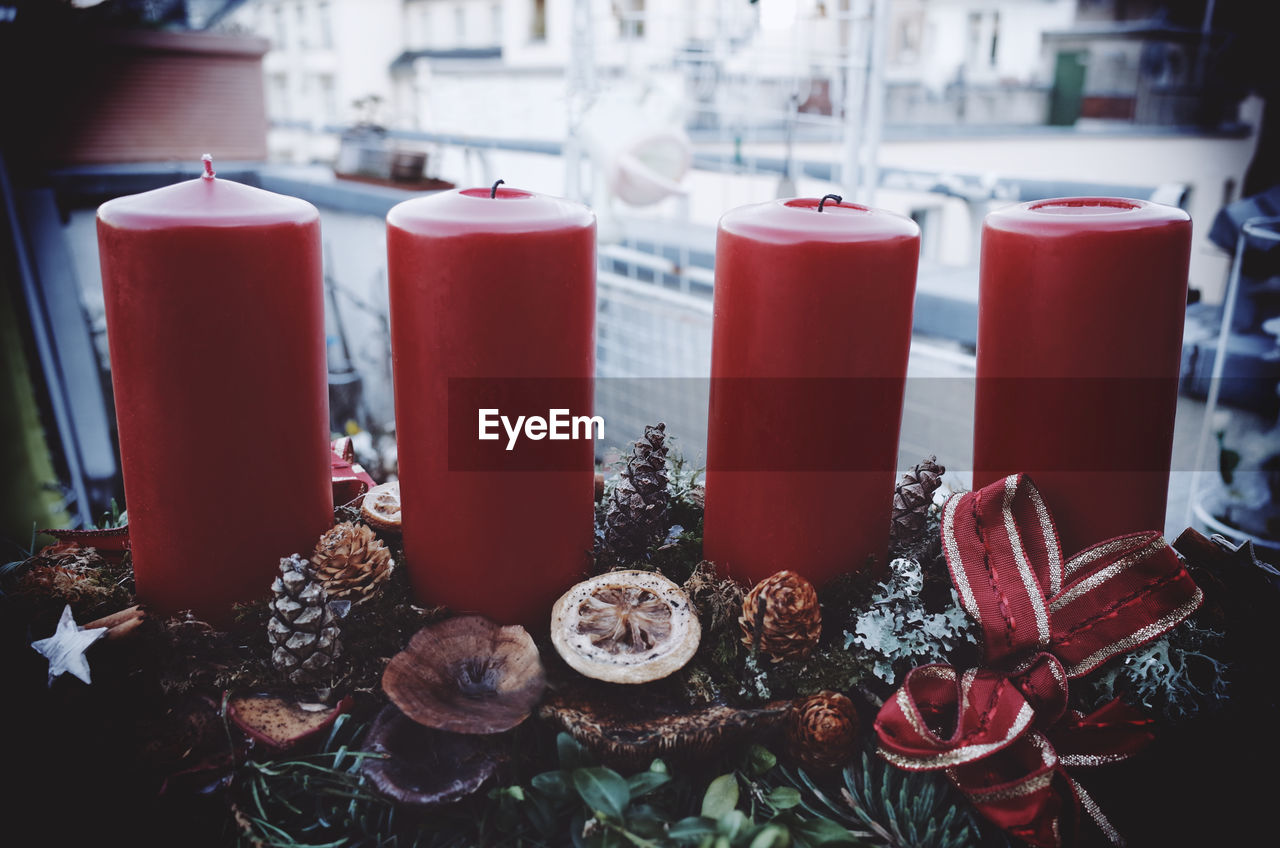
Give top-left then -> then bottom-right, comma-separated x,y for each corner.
201,154 -> 215,180
490,179 -> 504,198
818,193 -> 842,212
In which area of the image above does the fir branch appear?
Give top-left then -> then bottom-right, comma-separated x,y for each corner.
230,715 -> 404,848
776,750 -> 985,848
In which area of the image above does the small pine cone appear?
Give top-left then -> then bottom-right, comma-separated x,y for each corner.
604,423 -> 671,557
311,522 -> 394,603
787,692 -> 859,770
268,555 -> 341,687
739,570 -> 822,663
890,456 -> 945,545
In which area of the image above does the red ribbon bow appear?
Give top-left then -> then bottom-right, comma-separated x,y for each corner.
873,474 -> 1202,847
330,435 -> 377,506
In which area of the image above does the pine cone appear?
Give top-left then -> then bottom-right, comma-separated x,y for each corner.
268,555 -> 341,687
787,691 -> 859,770
890,456 -> 945,545
739,570 -> 822,663
604,423 -> 671,557
311,522 -> 394,603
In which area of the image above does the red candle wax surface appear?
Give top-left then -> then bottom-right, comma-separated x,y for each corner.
973,197 -> 1191,554
97,162 -> 333,625
387,187 -> 596,628
704,198 -> 920,586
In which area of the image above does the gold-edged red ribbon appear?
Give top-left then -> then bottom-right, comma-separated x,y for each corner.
330,435 -> 376,506
874,474 -> 1203,847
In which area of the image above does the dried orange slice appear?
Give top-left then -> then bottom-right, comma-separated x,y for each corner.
361,480 -> 401,533
551,570 -> 701,684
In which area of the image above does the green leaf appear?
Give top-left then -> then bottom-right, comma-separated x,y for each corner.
533,770 -> 573,801
766,786 -> 802,810
626,805 -> 670,839
794,819 -> 859,845
701,774 -> 740,819
749,825 -> 792,848
558,732 -> 593,769
667,817 -> 718,841
490,785 -> 525,802
573,766 -> 631,821
747,745 -> 778,777
717,810 -> 749,840
627,770 -> 671,798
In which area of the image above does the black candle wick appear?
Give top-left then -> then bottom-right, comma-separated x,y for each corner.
491,179 -> 505,198
818,194 -> 842,212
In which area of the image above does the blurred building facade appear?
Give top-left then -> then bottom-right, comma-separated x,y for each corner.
221,0 -> 1253,164
2,0 -> 1267,534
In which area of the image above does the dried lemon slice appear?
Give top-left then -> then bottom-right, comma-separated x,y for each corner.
361,481 -> 401,533
551,570 -> 701,684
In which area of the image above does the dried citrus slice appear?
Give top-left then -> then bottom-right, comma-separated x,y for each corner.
361,480 -> 401,533
551,570 -> 701,684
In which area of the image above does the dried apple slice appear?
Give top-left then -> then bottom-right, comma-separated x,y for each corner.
226,692 -> 352,751
360,480 -> 402,533
550,570 -> 701,684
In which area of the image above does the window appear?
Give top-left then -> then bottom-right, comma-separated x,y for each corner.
455,5 -> 466,44
413,3 -> 431,48
530,0 -> 547,42
989,11 -> 1000,67
318,74 -> 337,124
619,0 -> 645,40
966,12 -> 981,66
272,4 -> 287,49
296,2 -> 308,49
318,1 -> 333,49
491,3 -> 503,45
267,72 -> 289,119
891,11 -> 923,65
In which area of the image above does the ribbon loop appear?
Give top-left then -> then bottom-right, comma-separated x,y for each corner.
877,474 -> 1202,847
876,665 -> 1034,771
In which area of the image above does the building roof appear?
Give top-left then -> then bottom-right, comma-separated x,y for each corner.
390,47 -> 503,72
1043,19 -> 1209,43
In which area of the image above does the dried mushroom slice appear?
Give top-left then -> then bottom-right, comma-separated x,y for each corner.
551,570 -> 701,684
382,615 -> 546,734
360,704 -> 502,806
360,480 -> 402,533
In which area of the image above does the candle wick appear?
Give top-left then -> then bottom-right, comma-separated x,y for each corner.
818,193 -> 842,212
490,179 -> 504,198
201,154 -> 215,181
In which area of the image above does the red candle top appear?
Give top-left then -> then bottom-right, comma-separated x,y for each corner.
387,184 -> 594,237
979,197 -> 1191,379
984,196 -> 1188,237
712,197 -> 919,382
98,158 -> 318,230
719,196 -> 920,246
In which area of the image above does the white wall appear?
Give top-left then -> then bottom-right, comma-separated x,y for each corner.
899,0 -> 1075,91
226,0 -> 402,161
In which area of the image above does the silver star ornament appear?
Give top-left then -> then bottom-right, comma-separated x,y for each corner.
31,604 -> 108,686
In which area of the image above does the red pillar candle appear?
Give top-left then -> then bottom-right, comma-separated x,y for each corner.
97,157 -> 333,624
704,197 -> 920,586
387,185 -> 596,627
973,197 -> 1191,554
